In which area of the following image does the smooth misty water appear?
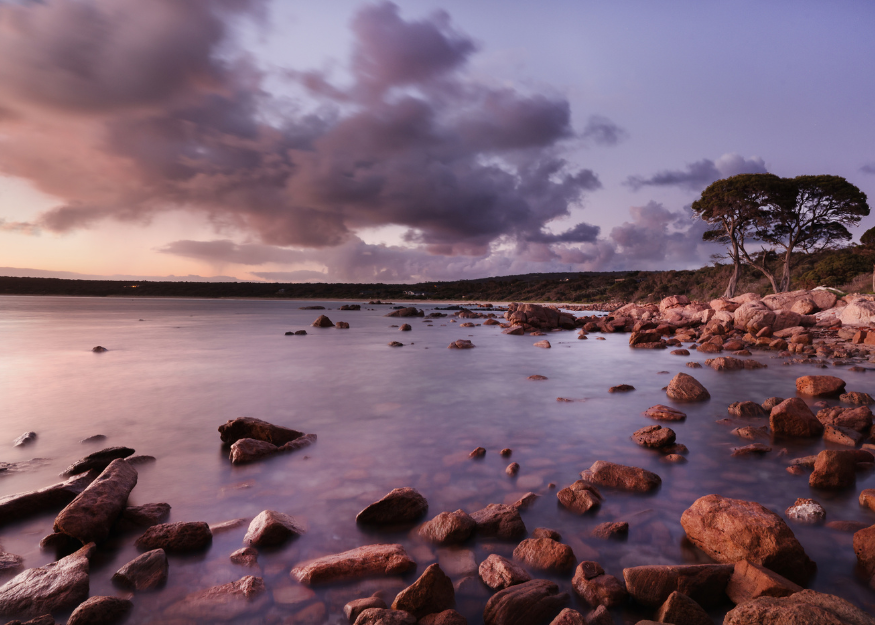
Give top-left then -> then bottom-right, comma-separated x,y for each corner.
1,295 -> 874,624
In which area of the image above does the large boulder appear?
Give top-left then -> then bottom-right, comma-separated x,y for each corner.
770,398 -> 824,438
311,314 -> 334,327
816,406 -> 873,432
483,579 -> 569,625
291,544 -> 415,584
579,461 -> 661,493
622,563 -> 732,608
854,525 -> 875,578
419,510 -> 476,545
680,495 -> 815,585
391,563 -> 455,619
0,543 -> 94,619
218,417 -> 304,446
357,488 -> 428,525
659,295 -> 690,314
53,459 -> 137,544
67,596 -> 132,625
479,555 -> 531,590
163,575 -> 268,621
734,301 -> 775,332
135,521 -> 212,552
840,298 -> 875,326
796,376 -> 846,397
666,373 -> 710,402
243,510 -> 304,547
470,504 -> 526,539
810,450 -> 857,490
724,589 -> 875,625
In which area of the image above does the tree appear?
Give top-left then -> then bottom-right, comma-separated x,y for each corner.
858,225 -> 875,292
692,173 -> 782,297
757,175 -> 869,292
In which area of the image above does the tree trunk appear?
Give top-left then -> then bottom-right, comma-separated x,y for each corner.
779,249 -> 793,292
872,264 -> 874,293
724,241 -> 741,299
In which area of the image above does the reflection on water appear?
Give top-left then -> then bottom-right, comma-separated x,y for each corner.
1,296 -> 874,623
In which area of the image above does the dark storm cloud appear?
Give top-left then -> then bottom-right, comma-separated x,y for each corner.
609,201 -> 715,264
625,153 -> 767,191
861,163 -> 875,175
581,115 -> 628,147
0,0 -> 605,261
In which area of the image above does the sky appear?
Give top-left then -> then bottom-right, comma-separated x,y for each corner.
1,0 -> 874,283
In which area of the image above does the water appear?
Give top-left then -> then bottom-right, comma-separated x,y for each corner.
0,295 -> 873,623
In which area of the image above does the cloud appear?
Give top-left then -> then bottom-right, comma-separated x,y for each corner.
0,266 -> 240,281
861,163 -> 875,175
581,115 -> 628,147
625,153 -> 767,191
608,201 -> 716,264
0,0 -> 604,259
0,219 -> 39,235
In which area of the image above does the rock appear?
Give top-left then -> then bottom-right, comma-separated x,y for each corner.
622,564 -> 732,608
111,548 -> 168,590
230,547 -> 258,567
419,609 -> 467,625
346,597 -> 388,622
479,555 -> 532,590
470,447 -> 486,458
0,471 -> 97,526
734,301 -> 775,332
391,563 -> 454,619
125,455 -> 156,465
12,432 -> 37,447
556,481 -> 603,514
549,608 -> 586,625
448,340 -> 475,349
584,606 -> 612,625
654,591 -> 711,625
608,384 -> 635,393
841,392 -> 875,405
827,520 -> 869,532
483,579 -> 569,625
501,448 -> 513,456
796,375 -> 846,397
67,596 -> 132,625
824,424 -> 863,446
0,550 -> 24,574
354,608 -> 417,625
385,307 -> 423,318
229,438 -> 278,463
419,510 -> 476,545
579,461 -> 661,493
572,566 -> 627,608
731,443 -> 772,457
590,522 -> 628,540
666,373 -> 710,402
399,324 -> 411,331
528,375 -> 548,381
513,538 -> 576,574
644,405 -> 686,422
92,346 -> 108,352
218,417 -> 304,446
785,498 -> 826,524
533,340 -> 551,348
336,321 -> 350,329
53,459 -> 137,544
728,401 -> 768,418
61,446 -> 135,476
244,510 -> 304,547
762,397 -> 785,411
671,349 -> 690,356
164,575 -> 268,621
514,492 -> 539,509
118,502 -> 171,529
470,504 -> 526,539
503,326 -> 525,335
770,398 -> 824,438
680,494 -> 815,584
357,488 -> 428,525
135,521 -> 212,552
291,544 -> 416,584
839,299 -> 875,326
2,616 -> 55,625
854,525 -> 875,578
660,295 -> 690,312
862,489 -> 875,512
0,543 -> 94,619
724,589 -> 875,625
810,450 -> 857,490
726,560 -> 802,604
631,425 -> 676,449
312,315 -> 334,327
732,426 -> 769,440
816,406 -> 873,432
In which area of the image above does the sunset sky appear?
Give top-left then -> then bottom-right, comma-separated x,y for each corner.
1,0 -> 873,282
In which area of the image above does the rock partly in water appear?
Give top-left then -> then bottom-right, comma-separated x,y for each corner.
66,596 -> 132,625
61,447 -> 135,476
728,401 -> 768,418
513,538 -> 576,574
111,548 -> 168,590
571,562 -> 627,608
796,375 -> 846,397
354,608 -> 417,625
218,417 -> 305,446
723,589 -> 875,625
556,481 -> 603,514
163,575 -> 268,621
117,502 -> 171,530
680,494 -> 815,585
0,471 -> 98,527
419,510 -> 476,545
357,488 -> 428,525
291,544 -> 416,585
654,591 -> 711,625
665,373 -> 710,402
785,498 -> 826,524
479,554 -> 532,591
243,510 -> 304,547
483,579 -> 569,625
770,398 -> 824,438
725,559 -> 802,604
312,315 -> 334,327
12,432 -> 37,447
134,521 -> 212,552
579,461 -> 661,493
810,450 -> 858,490
448,340 -> 475,349
631,425 -> 676,449
391,563 -> 455,619
644,405 -> 686,421
622,563 -> 733,608
470,504 -> 526,539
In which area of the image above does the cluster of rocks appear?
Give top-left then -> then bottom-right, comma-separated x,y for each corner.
218,417 -> 317,464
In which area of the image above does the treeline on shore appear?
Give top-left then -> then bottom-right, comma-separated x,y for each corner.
1,246 -> 872,304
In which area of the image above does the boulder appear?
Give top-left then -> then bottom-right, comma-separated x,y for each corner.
483,579 -> 569,625
666,373 -> 710,402
579,461 -> 661,493
479,555 -> 531,590
770,398 -> 824,438
734,301 -> 775,332
0,543 -> 94,619
61,447 -> 135,476
354,608 -> 416,625
12,432 -> 37,447
419,610 -> 467,625
291,544 -> 415,585
163,575 -> 268,621
724,589 -> 875,625
654,591 -> 711,625
810,450 -> 857,490
53,459 -> 137,544
839,299 -> 875,326
470,504 -> 526,539
816,406 -> 873,432
513,538 -> 576,573
590,522 -> 628,540
644,405 -> 686,421
218,417 -> 304,446
419,510 -> 476,545
312,315 -> 334,327
117,502 -> 171,530
725,560 -> 802,604
135,521 -> 212,552
796,375 -> 846,397
391,563 -> 455,619
549,608 -> 586,625
841,392 -> 875,405
345,597 -> 388,622
680,495 -> 815,584
556,481 -> 603,514
111,548 -> 168,590
631,425 -> 676,449
622,563 -> 732,608
229,438 -> 279,463
659,295 -> 690,313
66,596 -> 132,625
357,488 -> 428,525
711,298 -> 740,312
571,563 -> 627,608
0,472 -> 97,526
728,401 -> 768,418
785,498 -> 826,524
244,510 -> 304,547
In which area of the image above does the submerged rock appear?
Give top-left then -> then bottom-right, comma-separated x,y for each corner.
448,340 -> 475,349
163,575 -> 268,621
290,544 -> 416,585
218,417 -> 304,446
117,502 -> 171,530
643,405 -> 686,421
12,432 -> 37,447
579,461 -> 661,493
135,521 -> 212,552
665,373 -> 710,402
357,488 -> 428,525
61,446 -> 135,476
112,548 -> 168,590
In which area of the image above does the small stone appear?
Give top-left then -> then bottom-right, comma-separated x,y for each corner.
230,547 -> 259,567
590,522 -> 628,540
631,425 -> 676,449
112,549 -> 168,590
533,340 -> 551,348
244,510 -> 304,547
643,405 -> 686,421
785,498 -> 826,524
500,448 -> 512,457
469,447 -> 486,458
391,563 -> 455,620
134,521 -> 212,552
556,481 -> 603,514
666,373 -> 710,401
357,488 -> 428,525
479,554 -> 532,590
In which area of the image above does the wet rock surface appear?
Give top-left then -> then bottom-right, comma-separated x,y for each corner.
479,554 -> 531,590
770,398 -> 825,438
470,504 -> 526,539
622,563 -> 732,608
725,559 -> 802,604
357,487 -> 428,525
117,502 -> 171,529
112,548 -> 168,590
579,461 -> 661,493
135,521 -> 212,552
391,563 -> 455,619
723,589 -> 875,625
291,544 -> 416,584
643,405 -> 686,421
556,481 -> 603,514
218,417 -> 305,446
419,510 -> 476,545
483,579 -> 569,625
163,575 -> 268,621
513,538 -> 576,573
796,375 -> 847,397
0,472 -> 98,526
655,591 -> 711,625
243,509 -> 304,547
665,373 -> 710,402
66,596 -> 132,625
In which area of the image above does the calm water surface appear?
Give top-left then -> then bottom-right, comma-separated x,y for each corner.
1,296 -> 874,623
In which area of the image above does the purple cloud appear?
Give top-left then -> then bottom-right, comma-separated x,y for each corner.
625,153 -> 767,191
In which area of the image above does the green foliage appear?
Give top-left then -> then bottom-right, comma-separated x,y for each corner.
799,250 -> 873,288
861,226 -> 875,249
